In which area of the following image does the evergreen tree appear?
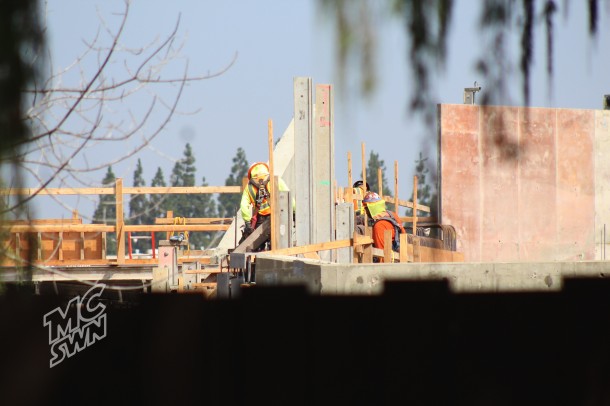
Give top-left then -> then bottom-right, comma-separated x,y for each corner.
147,166 -> 167,249
218,147 -> 249,218
167,143 -> 197,218
365,151 -> 392,196
92,166 -> 117,255
164,143 -> 218,250
189,176 -> 218,250
128,159 -> 149,253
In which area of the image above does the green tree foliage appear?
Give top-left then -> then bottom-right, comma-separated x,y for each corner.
366,151 -> 392,196
167,143 -> 197,217
128,159 -> 149,254
190,176 -> 219,250
164,143 -> 218,250
217,147 -> 249,219
147,166 -> 167,250
92,166 -> 117,255
405,152 -> 438,219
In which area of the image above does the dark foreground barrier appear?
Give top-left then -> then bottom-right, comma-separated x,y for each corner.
2,278 -> 610,405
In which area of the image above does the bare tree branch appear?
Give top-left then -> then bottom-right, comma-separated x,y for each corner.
2,0 -> 236,216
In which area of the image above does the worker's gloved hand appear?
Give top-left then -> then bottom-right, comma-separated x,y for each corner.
243,222 -> 254,236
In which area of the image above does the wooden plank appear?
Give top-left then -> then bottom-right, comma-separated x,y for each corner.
265,236 -> 373,257
183,268 -> 221,274
127,224 -> 230,232
347,152 -> 353,205
382,195 -> 430,213
302,252 -> 320,260
400,216 -> 438,224
116,178 -> 125,264
363,226 -> 373,263
191,282 -> 217,288
37,232 -> 42,261
15,233 -> 21,260
412,235 -> 421,262
155,218 -> 233,225
399,233 -> 408,263
101,232 -> 107,260
5,218 -> 83,225
0,186 -> 241,196
394,161 -> 399,215
58,232 -> 63,261
383,229 -> 393,262
80,232 -> 85,260
412,175 -> 418,235
269,119 -> 277,253
2,224 -> 115,232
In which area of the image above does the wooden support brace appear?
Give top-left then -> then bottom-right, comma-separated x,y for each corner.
80,231 -> 85,260
58,231 -> 63,261
412,235 -> 421,262
362,226 -> 373,263
15,233 -> 21,260
101,232 -> 107,260
302,252 -> 321,260
37,232 -> 42,261
399,233 -> 408,263
383,229 -> 393,263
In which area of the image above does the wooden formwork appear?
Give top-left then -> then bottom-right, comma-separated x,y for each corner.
1,218 -> 107,266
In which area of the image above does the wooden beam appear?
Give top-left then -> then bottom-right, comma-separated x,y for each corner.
0,224 -> 231,233
399,233 -> 408,263
347,152 -> 353,205
394,160 -> 399,215
116,178 -> 125,264
154,218 -> 233,225
265,236 -> 373,257
269,119 -> 278,252
0,186 -> 241,196
412,175 -> 418,236
382,195 -> 430,213
383,229 -> 393,262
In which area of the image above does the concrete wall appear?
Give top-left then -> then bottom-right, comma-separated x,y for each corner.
438,104 -> 610,262
255,254 -> 610,295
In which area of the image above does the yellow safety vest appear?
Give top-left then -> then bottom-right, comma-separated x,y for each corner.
246,182 -> 271,216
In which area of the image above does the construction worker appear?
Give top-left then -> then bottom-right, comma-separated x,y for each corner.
362,191 -> 406,262
239,162 -> 291,250
352,180 -> 370,226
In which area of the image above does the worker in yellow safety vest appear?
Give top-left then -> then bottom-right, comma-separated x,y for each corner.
239,162 -> 291,248
352,180 -> 370,226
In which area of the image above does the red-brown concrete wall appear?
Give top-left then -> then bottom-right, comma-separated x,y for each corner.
439,104 -> 597,262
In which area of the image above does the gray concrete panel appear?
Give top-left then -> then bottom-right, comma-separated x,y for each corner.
293,77 -> 313,247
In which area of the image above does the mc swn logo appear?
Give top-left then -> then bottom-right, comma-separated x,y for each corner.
43,284 -> 107,368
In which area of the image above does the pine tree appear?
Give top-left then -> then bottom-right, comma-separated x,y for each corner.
189,175 -> 218,250
147,166 -> 167,249
128,159 -> 149,253
365,151 -> 392,196
167,143 -> 197,218
92,166 -> 117,255
164,143 -> 218,250
218,147 -> 249,218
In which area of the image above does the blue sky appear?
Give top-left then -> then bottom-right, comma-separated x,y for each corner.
34,0 -> 610,219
